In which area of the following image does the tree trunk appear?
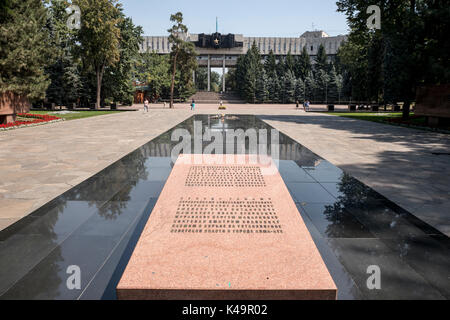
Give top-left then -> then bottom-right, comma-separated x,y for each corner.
402,0 -> 416,120
170,51 -> 179,109
96,65 -> 104,110
402,100 -> 411,119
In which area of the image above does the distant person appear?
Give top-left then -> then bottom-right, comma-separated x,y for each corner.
191,99 -> 195,111
296,100 -> 299,109
144,98 -> 149,112
306,100 -> 311,111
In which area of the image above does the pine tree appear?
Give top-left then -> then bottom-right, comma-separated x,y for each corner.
0,0 -> 53,101
295,46 -> 312,80
241,42 -> 263,103
268,76 -> 281,103
276,56 -> 285,78
0,0 -> 11,23
243,70 -> 256,103
315,69 -> 330,102
256,69 -> 269,103
264,50 -> 277,78
315,44 -> 328,75
327,65 -> 343,103
295,78 -> 305,102
235,55 -> 247,98
285,51 -> 295,73
304,73 -> 316,101
282,70 -> 296,103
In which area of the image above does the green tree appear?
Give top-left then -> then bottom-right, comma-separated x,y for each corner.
281,70 -> 296,103
337,38 -> 369,102
315,69 -> 330,102
0,0 -> 53,101
267,76 -> 280,103
304,73 -> 316,101
315,44 -> 328,74
256,69 -> 269,103
238,42 -> 264,103
276,56 -> 285,78
295,46 -> 312,80
264,50 -> 277,78
103,14 -> 143,105
328,65 -> 343,103
209,71 -> 221,92
173,37 -> 197,100
295,78 -> 305,102
136,52 -> 171,100
167,12 -> 197,107
225,68 -> 237,92
195,68 -> 220,92
285,51 -> 295,73
274,76 -> 282,103
46,0 -> 82,106
0,0 -> 12,23
195,68 -> 208,91
75,0 -> 122,109
336,0 -> 446,118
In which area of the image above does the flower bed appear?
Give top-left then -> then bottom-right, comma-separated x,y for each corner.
0,113 -> 63,131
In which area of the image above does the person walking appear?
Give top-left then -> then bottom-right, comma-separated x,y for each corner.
305,100 -> 311,112
191,99 -> 195,111
144,98 -> 149,113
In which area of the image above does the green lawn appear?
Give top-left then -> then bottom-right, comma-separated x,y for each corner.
30,110 -> 122,121
329,112 -> 450,132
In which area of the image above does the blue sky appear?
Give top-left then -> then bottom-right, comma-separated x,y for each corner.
120,0 -> 349,37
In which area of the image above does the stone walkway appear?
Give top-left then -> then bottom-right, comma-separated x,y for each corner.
1,103 -> 449,236
0,108 -> 191,231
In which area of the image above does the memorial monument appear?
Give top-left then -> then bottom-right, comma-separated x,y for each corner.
415,84 -> 450,126
117,154 -> 337,300
0,91 -> 30,124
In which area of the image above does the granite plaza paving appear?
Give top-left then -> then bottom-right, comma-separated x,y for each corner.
1,104 -> 449,236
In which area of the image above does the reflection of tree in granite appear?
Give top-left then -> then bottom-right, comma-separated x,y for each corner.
12,246 -> 64,299
98,200 -> 129,220
38,199 -> 67,240
94,149 -> 150,220
3,202 -> 67,299
322,173 -> 371,237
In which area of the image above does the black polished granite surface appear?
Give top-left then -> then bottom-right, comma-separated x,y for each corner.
0,115 -> 448,300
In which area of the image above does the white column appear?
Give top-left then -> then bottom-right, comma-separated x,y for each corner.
222,55 -> 226,93
207,55 -> 211,92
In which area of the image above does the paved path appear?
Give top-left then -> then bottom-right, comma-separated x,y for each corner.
259,114 -> 450,236
1,103 -> 449,236
0,109 -> 191,230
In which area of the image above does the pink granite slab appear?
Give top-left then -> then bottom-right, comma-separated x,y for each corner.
117,155 -> 337,300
